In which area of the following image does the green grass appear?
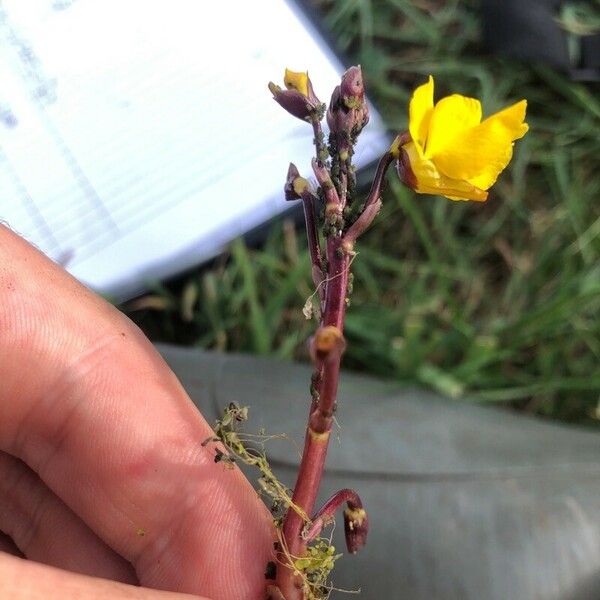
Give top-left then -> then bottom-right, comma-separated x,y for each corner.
123,0 -> 600,425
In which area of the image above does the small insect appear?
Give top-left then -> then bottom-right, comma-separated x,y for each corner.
214,448 -> 236,469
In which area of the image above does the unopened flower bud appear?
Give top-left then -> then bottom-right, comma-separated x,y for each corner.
343,505 -> 369,554
327,66 -> 369,143
284,163 -> 310,201
268,68 -> 322,122
340,65 -> 365,105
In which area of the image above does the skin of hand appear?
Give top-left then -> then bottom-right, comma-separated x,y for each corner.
0,225 -> 274,599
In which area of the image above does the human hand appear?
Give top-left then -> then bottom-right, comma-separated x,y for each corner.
0,225 -> 273,599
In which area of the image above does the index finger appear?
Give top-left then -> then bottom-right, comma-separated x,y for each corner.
0,226 -> 273,600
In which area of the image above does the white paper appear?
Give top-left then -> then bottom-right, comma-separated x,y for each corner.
0,0 -> 390,299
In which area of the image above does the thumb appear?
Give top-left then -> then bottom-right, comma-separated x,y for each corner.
0,553 -> 209,600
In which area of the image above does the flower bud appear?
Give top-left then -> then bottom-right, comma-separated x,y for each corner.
343,506 -> 369,554
268,68 -> 321,122
326,66 -> 369,143
284,163 -> 304,201
340,65 -> 365,104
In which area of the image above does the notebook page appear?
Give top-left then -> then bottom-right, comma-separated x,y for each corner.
0,0 -> 390,299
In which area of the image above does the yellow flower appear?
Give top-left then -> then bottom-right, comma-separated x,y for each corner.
392,76 -> 529,201
268,68 -> 320,121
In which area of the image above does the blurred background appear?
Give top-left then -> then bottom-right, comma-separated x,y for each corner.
126,0 -> 600,426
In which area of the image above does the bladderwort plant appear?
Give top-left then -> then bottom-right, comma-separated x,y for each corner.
206,67 -> 528,600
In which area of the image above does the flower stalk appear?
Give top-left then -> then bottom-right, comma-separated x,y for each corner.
267,66 -> 384,600
265,67 -> 528,599
276,172 -> 355,600
285,164 -> 323,292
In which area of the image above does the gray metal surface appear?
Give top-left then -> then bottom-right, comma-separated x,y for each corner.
158,344 -> 600,600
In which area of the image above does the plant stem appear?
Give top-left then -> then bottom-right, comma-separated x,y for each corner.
276,233 -> 349,599
273,114 -> 397,600
311,115 -> 328,167
343,150 -> 395,245
275,146 -> 397,600
365,150 -> 396,209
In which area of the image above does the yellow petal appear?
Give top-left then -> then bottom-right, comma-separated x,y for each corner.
403,141 -> 487,202
425,93 -> 482,159
408,75 -> 434,151
484,99 -> 528,136
432,99 -> 528,189
284,68 -> 309,97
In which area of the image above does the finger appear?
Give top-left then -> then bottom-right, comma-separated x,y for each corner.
0,553 -> 207,600
0,451 -> 136,582
0,532 -> 23,557
0,226 -> 273,600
